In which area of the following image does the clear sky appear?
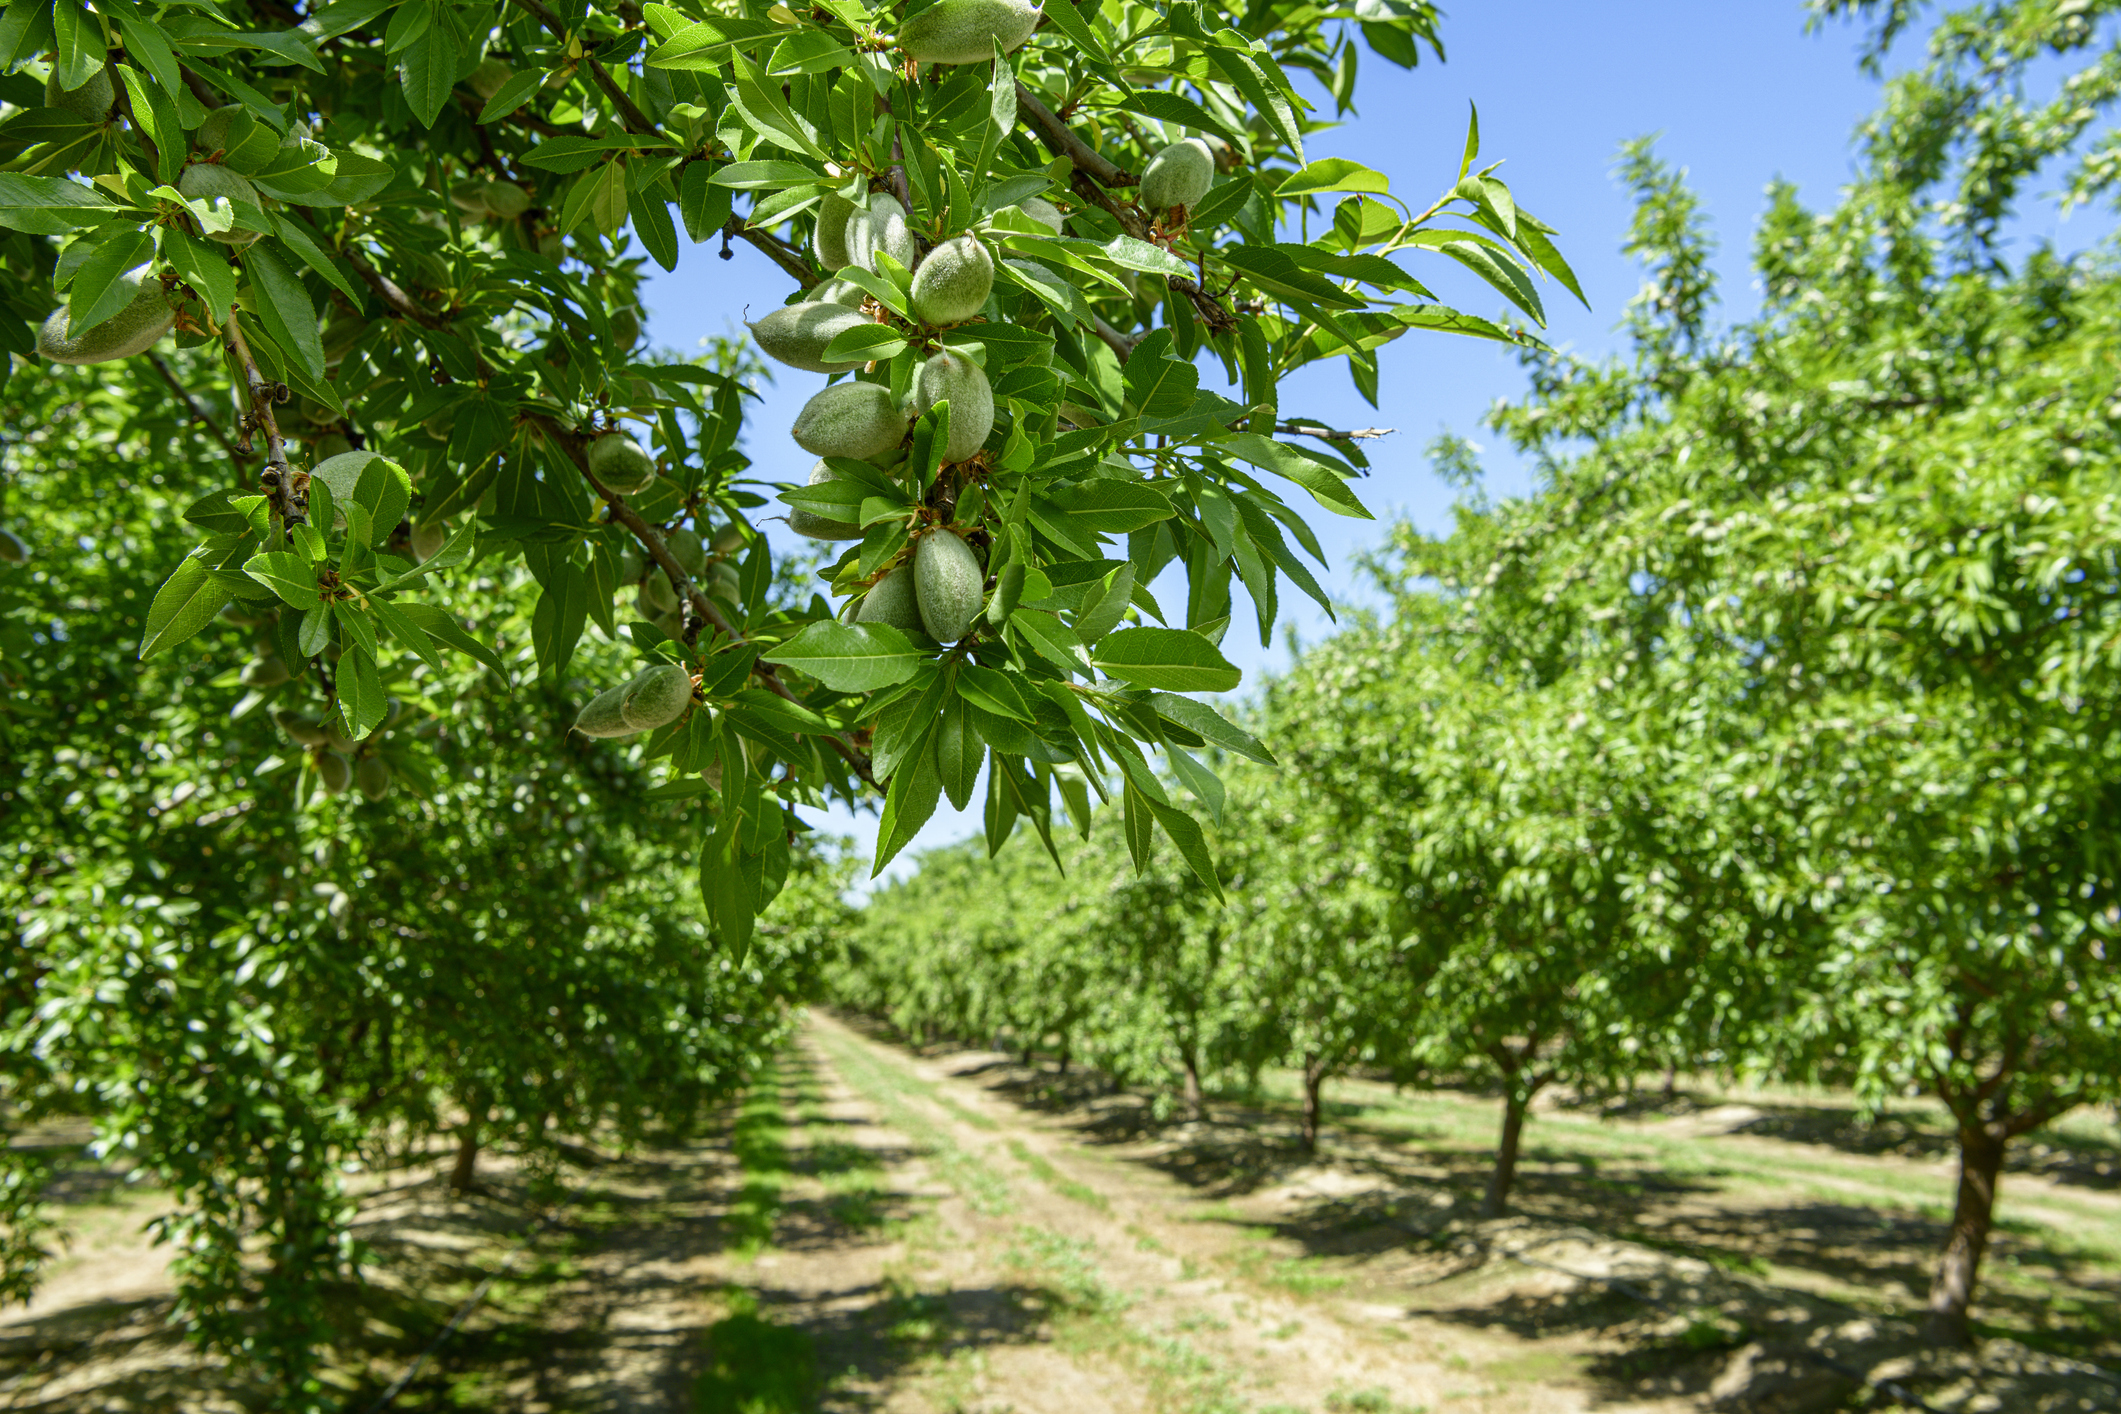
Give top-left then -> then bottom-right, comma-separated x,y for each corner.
635,1 -> 2098,872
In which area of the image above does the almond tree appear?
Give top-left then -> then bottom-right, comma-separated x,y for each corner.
1456,0 -> 2121,1342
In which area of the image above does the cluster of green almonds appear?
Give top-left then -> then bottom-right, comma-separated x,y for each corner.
573,662 -> 697,739
273,702 -> 398,800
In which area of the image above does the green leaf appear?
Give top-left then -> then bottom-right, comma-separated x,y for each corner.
935,695 -> 983,811
1281,157 -> 1389,198
477,67 -> 549,123
368,595 -> 448,676
1103,234 -> 1192,278
1147,797 -> 1224,903
1220,433 -> 1373,519
338,646 -> 389,739
244,242 -> 324,380
820,322 -> 909,365
872,728 -> 941,876
139,555 -> 233,659
1036,481 -> 1175,535
1073,563 -> 1135,645
399,27 -> 458,128
709,160 -> 825,191
64,229 -> 152,336
243,551 -> 322,610
1148,692 -> 1275,765
1106,89 -> 1244,154
956,663 -> 1033,722
1091,627 -> 1241,692
761,620 -> 922,692
396,602 -> 508,680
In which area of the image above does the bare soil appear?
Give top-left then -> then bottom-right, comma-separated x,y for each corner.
4,1012 -> 2117,1414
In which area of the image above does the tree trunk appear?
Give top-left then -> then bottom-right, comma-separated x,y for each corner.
1924,1123 -> 2007,1346
1179,1048 -> 1204,1120
1300,1053 -> 1327,1155
1057,1043 -> 1071,1075
1481,1089 -> 1529,1218
1660,1065 -> 1677,1100
450,1123 -> 481,1193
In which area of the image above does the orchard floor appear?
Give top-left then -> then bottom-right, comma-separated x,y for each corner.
3,1012 -> 2119,1414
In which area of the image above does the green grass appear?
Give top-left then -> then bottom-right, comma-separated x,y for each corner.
727,1057 -> 790,1259
693,1291 -> 818,1414
811,1024 -> 1014,1216
1008,1139 -> 1111,1212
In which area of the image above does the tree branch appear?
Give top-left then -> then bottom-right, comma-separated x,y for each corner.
1277,421 -> 1395,443
531,414 -> 874,784
147,351 -> 246,466
1015,85 -> 1136,187
723,217 -> 819,289
505,0 -> 662,135
223,318 -> 305,526
1090,314 -> 1137,363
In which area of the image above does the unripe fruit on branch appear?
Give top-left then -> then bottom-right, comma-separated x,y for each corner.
317,752 -> 353,795
1020,196 -> 1065,233
195,107 -> 242,155
242,654 -> 290,687
617,544 -> 645,583
411,521 -> 448,562
666,526 -> 707,576
610,306 -> 641,348
791,382 -> 909,460
274,709 -> 330,745
710,522 -> 745,555
46,65 -> 114,122
469,58 -> 513,100
356,756 -> 393,801
483,181 -> 531,218
855,566 -> 924,635
621,663 -> 695,731
788,460 -> 864,540
846,195 -> 916,274
914,530 -> 983,642
588,433 -> 657,494
642,573 -> 680,614
749,301 -> 871,374
911,235 -> 995,326
178,164 -> 264,246
915,351 -> 995,463
574,683 -> 635,738
37,265 -> 173,365
816,192 -> 857,270
900,0 -> 1041,64
818,279 -> 866,307
313,434 -> 353,460
1140,138 -> 1216,213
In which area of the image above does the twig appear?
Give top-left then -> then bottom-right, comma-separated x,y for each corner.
536,415 -> 875,784
722,217 -> 819,288
887,129 -> 913,217
505,0 -> 661,135
1015,85 -> 1135,187
146,351 -> 245,464
223,317 -> 305,526
1090,314 -> 1138,363
1277,421 -> 1395,443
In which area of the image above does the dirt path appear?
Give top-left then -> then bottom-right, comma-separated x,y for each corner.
7,1018 -> 2114,1412
735,1011 -> 1665,1414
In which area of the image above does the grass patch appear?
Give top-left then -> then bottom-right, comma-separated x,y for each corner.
812,1025 -> 1013,1216
727,1057 -> 790,1259
693,1290 -> 817,1414
1007,1140 -> 1111,1212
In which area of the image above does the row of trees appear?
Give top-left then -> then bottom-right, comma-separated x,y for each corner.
0,338 -> 847,1391
0,0 -> 1549,1399
837,0 -> 2121,1352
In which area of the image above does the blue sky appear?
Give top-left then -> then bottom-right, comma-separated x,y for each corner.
637,1 -> 2100,869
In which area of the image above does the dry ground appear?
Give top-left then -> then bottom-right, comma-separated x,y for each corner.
3,1010 -> 2117,1413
